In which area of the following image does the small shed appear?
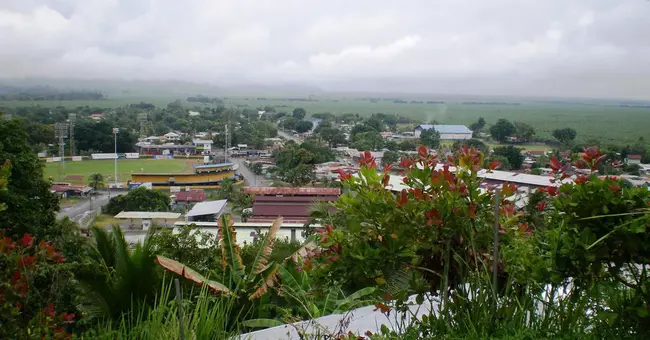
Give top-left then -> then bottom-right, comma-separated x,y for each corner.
186,200 -> 228,222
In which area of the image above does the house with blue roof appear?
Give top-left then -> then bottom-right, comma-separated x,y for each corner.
414,124 -> 472,140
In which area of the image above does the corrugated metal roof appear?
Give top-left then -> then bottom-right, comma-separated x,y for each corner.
172,221 -> 312,228
114,212 -> 181,219
252,204 -> 312,217
244,187 -> 341,196
415,125 -> 472,134
186,199 -> 228,217
173,190 -> 206,202
253,196 -> 338,203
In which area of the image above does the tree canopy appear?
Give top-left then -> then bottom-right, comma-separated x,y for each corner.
492,145 -> 525,170
419,129 -> 441,149
0,119 -> 59,239
292,108 -> 307,120
490,119 -> 516,142
514,121 -> 536,143
553,128 -> 577,145
103,187 -> 171,215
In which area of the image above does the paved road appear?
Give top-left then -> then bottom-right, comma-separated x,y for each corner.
57,191 -> 124,223
231,158 -> 264,187
277,130 -> 302,143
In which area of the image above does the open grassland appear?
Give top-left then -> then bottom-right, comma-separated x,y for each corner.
44,158 -> 194,184
6,94 -> 650,146
231,97 -> 650,145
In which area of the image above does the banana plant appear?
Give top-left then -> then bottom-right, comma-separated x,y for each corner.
156,215 -> 284,300
243,253 -> 378,329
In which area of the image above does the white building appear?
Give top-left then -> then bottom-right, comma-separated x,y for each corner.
193,139 -> 213,153
188,110 -> 200,117
163,131 -> 182,141
414,125 -> 472,140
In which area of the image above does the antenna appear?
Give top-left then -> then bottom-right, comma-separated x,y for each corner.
224,102 -> 234,163
68,113 -> 76,156
138,113 -> 148,137
54,123 -> 69,181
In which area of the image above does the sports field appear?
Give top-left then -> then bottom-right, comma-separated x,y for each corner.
44,159 -> 196,184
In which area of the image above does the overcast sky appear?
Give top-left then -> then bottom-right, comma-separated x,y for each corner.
1,0 -> 649,98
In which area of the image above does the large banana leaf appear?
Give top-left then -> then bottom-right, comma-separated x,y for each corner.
250,217 -> 283,275
249,263 -> 279,300
155,255 -> 231,294
218,215 -> 245,281
285,239 -> 317,264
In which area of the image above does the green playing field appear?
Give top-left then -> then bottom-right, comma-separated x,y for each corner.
44,158 -> 195,184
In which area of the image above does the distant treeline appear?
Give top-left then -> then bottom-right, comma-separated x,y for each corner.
611,104 -> 650,109
462,102 -> 521,106
186,95 -> 223,104
0,85 -> 105,101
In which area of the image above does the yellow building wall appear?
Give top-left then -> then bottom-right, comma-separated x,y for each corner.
131,171 -> 235,185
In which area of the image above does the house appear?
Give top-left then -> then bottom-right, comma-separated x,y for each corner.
163,132 -> 182,141
89,113 -> 104,121
188,110 -> 200,117
380,131 -> 393,140
185,200 -> 228,222
626,155 -> 642,165
414,125 -> 472,140
193,139 -> 213,154
50,184 -> 92,198
172,189 -> 207,205
243,187 -> 341,224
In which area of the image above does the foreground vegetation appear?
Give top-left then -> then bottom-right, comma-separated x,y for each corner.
1,117 -> 650,339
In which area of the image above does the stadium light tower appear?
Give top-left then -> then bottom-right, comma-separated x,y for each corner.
54,123 -> 68,181
113,128 -> 119,186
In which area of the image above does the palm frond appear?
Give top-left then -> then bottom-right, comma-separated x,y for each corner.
90,226 -> 117,268
156,255 -> 231,294
219,215 -> 245,280
242,318 -> 285,329
250,217 -> 283,275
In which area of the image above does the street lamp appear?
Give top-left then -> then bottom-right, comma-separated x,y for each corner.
113,128 -> 119,186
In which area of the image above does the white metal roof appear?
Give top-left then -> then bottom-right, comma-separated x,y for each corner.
185,200 -> 228,217
114,212 -> 181,219
173,221 -> 313,228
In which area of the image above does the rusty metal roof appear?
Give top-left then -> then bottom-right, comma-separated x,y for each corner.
244,187 -> 341,196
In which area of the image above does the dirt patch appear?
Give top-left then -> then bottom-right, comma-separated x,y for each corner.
64,175 -> 84,182
183,159 -> 200,172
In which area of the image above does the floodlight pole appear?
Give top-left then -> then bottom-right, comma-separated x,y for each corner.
113,128 -> 119,186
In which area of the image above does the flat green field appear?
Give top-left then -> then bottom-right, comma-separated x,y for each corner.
44,159 -> 194,184
229,97 -> 650,145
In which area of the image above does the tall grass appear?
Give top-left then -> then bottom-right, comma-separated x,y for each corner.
82,280 -> 240,340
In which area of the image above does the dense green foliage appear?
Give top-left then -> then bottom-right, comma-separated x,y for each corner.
419,128 -> 441,149
103,187 -> 171,215
492,145 -> 525,170
490,118 -> 516,142
0,119 -> 59,239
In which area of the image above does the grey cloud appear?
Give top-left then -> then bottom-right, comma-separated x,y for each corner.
0,0 -> 649,98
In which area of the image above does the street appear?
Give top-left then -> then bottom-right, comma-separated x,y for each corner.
231,158 -> 264,187
57,191 -> 124,223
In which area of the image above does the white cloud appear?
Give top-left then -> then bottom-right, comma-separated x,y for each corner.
0,0 -> 649,98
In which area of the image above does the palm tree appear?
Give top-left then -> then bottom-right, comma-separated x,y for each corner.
77,226 -> 160,321
89,173 -> 104,192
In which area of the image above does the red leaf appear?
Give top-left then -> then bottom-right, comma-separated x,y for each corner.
19,233 -> 34,248
549,157 -> 562,172
608,183 -> 620,194
418,146 -> 428,158
536,201 -> 547,212
382,174 -> 390,187
397,189 -> 408,207
488,159 -> 500,170
374,303 -> 391,313
574,175 -> 588,184
337,169 -> 351,181
502,182 -> 517,197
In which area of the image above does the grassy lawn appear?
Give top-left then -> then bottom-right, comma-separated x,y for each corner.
44,159 -> 194,184
92,214 -> 121,228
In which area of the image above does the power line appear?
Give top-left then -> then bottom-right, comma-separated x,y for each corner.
68,113 -> 76,156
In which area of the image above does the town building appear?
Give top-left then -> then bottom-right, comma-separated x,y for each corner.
193,139 -> 213,154
626,155 -> 642,165
50,184 -> 92,198
89,113 -> 104,121
243,187 -> 341,224
413,125 -> 472,140
172,189 -> 207,205
185,200 -> 228,222
131,163 -> 236,189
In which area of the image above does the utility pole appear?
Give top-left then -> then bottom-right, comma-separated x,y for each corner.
54,123 -> 68,181
113,127 -> 119,186
68,113 -> 76,157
